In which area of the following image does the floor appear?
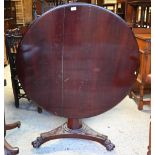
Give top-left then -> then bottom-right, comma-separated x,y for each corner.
4,65 -> 150,155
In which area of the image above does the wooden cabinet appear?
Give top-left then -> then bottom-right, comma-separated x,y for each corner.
133,28 -> 151,80
129,28 -> 151,110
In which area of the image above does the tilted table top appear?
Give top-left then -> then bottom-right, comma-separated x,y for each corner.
16,3 -> 139,118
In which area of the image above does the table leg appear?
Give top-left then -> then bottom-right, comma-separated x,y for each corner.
5,121 -> 21,131
4,139 -> 19,155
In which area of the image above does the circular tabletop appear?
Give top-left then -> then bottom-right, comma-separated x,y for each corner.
16,3 -> 139,118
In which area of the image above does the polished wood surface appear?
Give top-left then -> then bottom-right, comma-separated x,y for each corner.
16,3 -> 139,118
135,32 -> 151,81
134,28 -> 151,106
130,28 -> 151,110
16,3 -> 139,150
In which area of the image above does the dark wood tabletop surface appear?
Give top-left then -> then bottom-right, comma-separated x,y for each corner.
16,3 -> 139,118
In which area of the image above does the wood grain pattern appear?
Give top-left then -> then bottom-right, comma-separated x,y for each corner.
130,28 -> 151,110
16,3 -> 139,118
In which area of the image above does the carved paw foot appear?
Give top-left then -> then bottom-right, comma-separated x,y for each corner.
32,137 -> 43,148
104,139 -> 115,151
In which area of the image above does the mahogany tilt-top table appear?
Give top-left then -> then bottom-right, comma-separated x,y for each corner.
16,3 -> 139,151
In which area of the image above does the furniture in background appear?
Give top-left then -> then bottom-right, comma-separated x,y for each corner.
102,2 -> 123,18
32,0 -> 91,19
102,0 -> 151,24
5,28 -> 28,108
4,0 -> 16,66
116,0 -> 126,19
16,3 -> 139,151
4,121 -> 21,155
4,39 -> 9,66
77,0 -> 91,3
4,0 -> 33,27
4,79 -> 20,155
129,28 -> 151,110
97,0 -> 104,6
32,0 -> 65,19
125,0 -> 151,28
10,0 -> 33,26
4,0 -> 16,31
103,3 -> 115,12
5,27 -> 42,113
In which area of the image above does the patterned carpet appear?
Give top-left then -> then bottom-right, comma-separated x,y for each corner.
4,65 -> 150,155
